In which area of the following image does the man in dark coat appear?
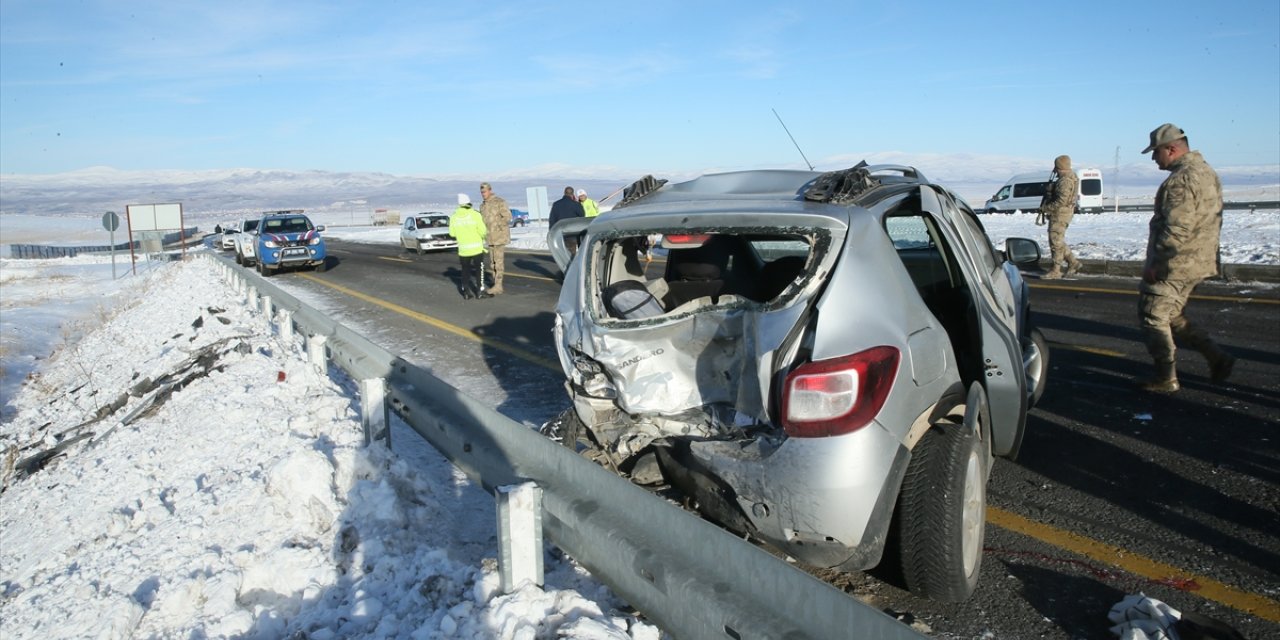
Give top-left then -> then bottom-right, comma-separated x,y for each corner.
548,186 -> 586,256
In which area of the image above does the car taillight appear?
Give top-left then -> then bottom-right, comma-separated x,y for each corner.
781,346 -> 900,438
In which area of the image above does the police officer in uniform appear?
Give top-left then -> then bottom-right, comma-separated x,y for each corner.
449,193 -> 491,300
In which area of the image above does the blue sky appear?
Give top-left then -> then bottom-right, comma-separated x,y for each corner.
2,0 -> 1278,178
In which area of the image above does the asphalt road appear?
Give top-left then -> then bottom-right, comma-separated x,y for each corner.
235,239 -> 1280,639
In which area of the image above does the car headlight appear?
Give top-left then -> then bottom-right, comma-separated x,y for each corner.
572,353 -> 616,399
308,237 -> 322,246
263,240 -> 279,249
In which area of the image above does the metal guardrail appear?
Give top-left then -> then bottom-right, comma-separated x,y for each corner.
208,254 -> 926,640
1104,200 -> 1280,213
2,227 -> 202,259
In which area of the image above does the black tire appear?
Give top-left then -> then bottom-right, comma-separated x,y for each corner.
892,419 -> 987,602
1023,327 -> 1049,407
234,251 -> 243,265
314,259 -> 326,273
539,407 -> 585,451
258,260 -> 272,278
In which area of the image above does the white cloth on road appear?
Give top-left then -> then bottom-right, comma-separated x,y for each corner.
1108,593 -> 1181,640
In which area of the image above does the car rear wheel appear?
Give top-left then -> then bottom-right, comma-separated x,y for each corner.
1023,327 -> 1049,407
891,418 -> 987,602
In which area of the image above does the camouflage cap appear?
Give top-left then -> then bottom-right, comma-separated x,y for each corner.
1054,155 -> 1071,171
1142,123 -> 1186,154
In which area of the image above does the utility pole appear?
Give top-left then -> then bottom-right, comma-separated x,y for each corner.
1113,146 -> 1120,213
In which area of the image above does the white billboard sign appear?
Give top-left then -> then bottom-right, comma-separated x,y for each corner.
125,203 -> 183,231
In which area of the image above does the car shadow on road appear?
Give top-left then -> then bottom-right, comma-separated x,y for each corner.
472,310 -> 568,429
1010,373 -> 1280,579
997,561 -> 1126,638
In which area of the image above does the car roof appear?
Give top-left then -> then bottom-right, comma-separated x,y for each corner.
606,164 -> 932,221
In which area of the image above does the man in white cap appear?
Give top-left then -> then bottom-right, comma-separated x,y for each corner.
448,193 -> 491,299
577,189 -> 600,218
1136,123 -> 1233,392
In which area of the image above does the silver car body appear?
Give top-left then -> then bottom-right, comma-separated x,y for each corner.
548,165 -> 1043,593
400,213 -> 457,253
233,218 -> 260,265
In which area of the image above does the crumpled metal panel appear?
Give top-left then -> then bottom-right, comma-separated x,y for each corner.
591,308 -> 760,418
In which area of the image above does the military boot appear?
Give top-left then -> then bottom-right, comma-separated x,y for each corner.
1138,360 -> 1179,393
1205,348 -> 1236,383
1066,259 -> 1083,276
1042,268 -> 1063,280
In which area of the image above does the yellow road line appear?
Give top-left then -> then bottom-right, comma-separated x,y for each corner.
379,256 -> 412,263
1030,282 -> 1280,305
987,506 -> 1280,622
299,270 -> 1276,620
296,273 -> 561,370
1048,342 -> 1127,358
507,271 -> 558,283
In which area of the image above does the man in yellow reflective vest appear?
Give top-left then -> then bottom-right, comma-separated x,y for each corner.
577,189 -> 600,218
449,193 -> 491,300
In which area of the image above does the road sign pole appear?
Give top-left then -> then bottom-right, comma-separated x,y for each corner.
103,211 -> 120,279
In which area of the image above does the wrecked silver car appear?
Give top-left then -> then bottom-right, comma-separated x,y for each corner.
544,163 -> 1048,602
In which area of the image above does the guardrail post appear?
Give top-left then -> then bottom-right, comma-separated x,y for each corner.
279,309 -> 294,343
261,295 -> 274,324
496,482 -> 544,593
246,285 -> 259,310
359,377 -> 390,447
307,334 -> 328,372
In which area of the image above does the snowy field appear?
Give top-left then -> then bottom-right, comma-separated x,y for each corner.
0,208 -> 1276,639
0,227 -> 663,639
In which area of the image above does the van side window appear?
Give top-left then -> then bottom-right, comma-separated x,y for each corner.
1012,182 -> 1048,198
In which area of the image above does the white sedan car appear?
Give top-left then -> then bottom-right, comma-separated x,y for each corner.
400,213 -> 457,254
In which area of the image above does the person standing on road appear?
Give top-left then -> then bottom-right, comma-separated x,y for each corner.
479,182 -> 512,295
1136,123 -> 1234,392
549,186 -> 586,256
449,193 -> 491,300
1040,154 -> 1083,279
577,189 -> 600,218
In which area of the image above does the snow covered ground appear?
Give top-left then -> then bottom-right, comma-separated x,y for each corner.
0,227 -> 663,639
0,210 -> 1276,639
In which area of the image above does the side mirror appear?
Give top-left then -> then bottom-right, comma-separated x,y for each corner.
316,225 -> 327,232
1004,237 -> 1042,267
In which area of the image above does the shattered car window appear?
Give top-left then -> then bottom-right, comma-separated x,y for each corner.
593,232 -> 815,321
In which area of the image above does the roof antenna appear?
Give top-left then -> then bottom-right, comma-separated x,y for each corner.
772,108 -> 813,170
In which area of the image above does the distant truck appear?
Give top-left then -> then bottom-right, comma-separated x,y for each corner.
373,209 -> 401,226
982,168 -> 1104,214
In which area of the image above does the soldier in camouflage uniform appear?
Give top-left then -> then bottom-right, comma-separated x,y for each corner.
479,182 -> 512,295
1136,123 -> 1235,393
1040,154 -> 1083,279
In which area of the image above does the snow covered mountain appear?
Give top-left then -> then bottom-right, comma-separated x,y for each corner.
1,158 -> 1276,218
